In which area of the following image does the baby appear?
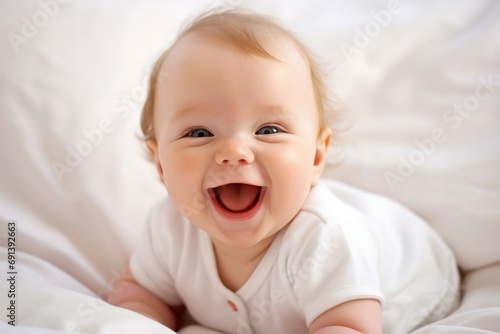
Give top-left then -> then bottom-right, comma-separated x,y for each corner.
108,9 -> 459,334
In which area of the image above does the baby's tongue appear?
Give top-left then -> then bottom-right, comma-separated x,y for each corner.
217,184 -> 260,212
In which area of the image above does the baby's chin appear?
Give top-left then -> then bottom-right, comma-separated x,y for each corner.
210,228 -> 277,251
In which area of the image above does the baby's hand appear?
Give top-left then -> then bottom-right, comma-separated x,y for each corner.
107,266 -> 178,329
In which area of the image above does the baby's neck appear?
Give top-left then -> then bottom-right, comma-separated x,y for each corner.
212,236 -> 275,292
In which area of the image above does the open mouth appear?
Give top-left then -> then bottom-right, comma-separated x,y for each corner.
213,183 -> 262,212
209,183 -> 264,219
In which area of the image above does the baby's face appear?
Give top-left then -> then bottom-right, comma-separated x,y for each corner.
149,34 -> 330,249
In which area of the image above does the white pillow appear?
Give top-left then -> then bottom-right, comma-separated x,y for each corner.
321,1 -> 500,271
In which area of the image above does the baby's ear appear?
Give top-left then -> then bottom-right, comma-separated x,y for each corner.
146,139 -> 164,182
311,128 -> 332,186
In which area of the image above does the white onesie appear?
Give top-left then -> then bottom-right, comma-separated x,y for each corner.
130,180 -> 459,334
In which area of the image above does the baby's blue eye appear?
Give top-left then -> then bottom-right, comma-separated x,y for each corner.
186,128 -> 213,138
256,125 -> 280,135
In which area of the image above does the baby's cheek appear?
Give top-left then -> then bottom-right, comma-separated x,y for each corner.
264,144 -> 309,181
164,145 -> 202,172
164,152 -> 203,194
273,145 -> 315,173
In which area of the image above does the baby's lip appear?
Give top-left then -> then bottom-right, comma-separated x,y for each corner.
208,183 -> 266,221
211,184 -> 262,213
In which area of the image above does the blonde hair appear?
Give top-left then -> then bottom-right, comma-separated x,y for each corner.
141,9 -> 336,142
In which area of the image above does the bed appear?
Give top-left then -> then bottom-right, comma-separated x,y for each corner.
1,0 -> 499,333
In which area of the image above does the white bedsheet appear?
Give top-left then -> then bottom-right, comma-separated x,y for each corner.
0,247 -> 174,334
1,0 -> 499,333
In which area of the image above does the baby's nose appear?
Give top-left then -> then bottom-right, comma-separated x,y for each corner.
215,137 -> 254,165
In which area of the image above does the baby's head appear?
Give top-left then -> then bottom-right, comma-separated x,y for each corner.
141,9 -> 334,248
142,9 -> 333,144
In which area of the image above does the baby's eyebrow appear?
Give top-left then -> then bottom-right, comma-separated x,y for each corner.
259,104 -> 296,122
169,103 -> 295,122
169,105 -> 204,122
260,104 -> 287,113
